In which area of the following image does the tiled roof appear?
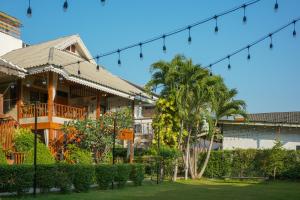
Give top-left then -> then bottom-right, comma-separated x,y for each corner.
0,35 -> 149,99
247,112 -> 300,124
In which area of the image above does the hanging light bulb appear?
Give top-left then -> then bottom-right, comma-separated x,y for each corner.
269,34 -> 273,49
59,76 -> 64,81
96,55 -> 100,70
274,0 -> 279,11
227,56 -> 231,70
209,65 -> 213,76
242,5 -> 247,24
42,69 -> 47,85
27,0 -> 32,17
247,46 -> 251,60
117,49 -> 121,65
10,83 -> 15,89
63,0 -> 68,12
162,35 -> 167,53
100,0 -> 106,6
139,43 -> 143,60
26,82 -> 31,88
214,15 -> 219,33
187,26 -> 192,44
293,20 -> 297,37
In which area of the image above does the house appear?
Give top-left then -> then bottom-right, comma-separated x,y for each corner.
0,12 -> 156,162
220,112 -> 300,150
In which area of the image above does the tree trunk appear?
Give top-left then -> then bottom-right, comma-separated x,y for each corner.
173,120 -> 184,181
198,133 -> 215,178
188,145 -> 196,179
184,129 -> 191,180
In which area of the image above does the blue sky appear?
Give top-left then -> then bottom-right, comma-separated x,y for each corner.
1,0 -> 299,113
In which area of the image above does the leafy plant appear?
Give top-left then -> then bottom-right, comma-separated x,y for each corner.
130,163 -> 145,186
115,164 -> 131,188
13,128 -> 35,152
72,165 -> 95,192
65,144 -> 92,164
0,147 -> 7,165
24,142 -> 55,164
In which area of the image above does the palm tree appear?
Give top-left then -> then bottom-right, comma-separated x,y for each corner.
198,84 -> 247,178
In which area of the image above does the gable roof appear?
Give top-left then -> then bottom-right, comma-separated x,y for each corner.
0,35 -> 153,101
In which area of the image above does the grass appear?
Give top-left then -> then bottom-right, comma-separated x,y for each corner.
4,179 -> 300,200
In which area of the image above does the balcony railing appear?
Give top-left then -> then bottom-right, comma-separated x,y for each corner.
20,103 -> 86,120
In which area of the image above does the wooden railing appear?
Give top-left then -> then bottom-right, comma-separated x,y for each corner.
53,103 -> 86,120
19,103 -> 48,118
0,120 -> 16,150
20,103 -> 86,120
13,152 -> 25,164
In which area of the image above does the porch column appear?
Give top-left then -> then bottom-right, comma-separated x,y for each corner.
16,79 -> 23,122
0,94 -> 3,116
96,93 -> 101,119
48,72 -> 54,140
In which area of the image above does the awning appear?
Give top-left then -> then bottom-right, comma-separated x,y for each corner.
0,58 -> 27,78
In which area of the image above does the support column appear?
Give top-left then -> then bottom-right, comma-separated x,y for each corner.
96,93 -> 101,119
16,79 -> 23,122
48,72 -> 54,141
0,94 -> 3,116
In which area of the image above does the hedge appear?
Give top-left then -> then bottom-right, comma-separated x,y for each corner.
198,149 -> 300,179
0,163 -> 145,195
95,164 -> 116,189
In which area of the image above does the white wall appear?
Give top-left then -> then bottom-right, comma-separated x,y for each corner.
0,32 -> 22,56
223,125 -> 300,150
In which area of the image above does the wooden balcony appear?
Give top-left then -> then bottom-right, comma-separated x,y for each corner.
20,103 -> 86,120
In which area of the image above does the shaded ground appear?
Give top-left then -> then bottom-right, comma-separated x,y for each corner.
5,179 -> 300,200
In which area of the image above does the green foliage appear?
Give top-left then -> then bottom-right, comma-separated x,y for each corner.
55,163 -> 74,193
13,128 -> 35,152
130,163 -> 145,186
36,164 -> 57,193
66,144 -> 92,164
0,147 -> 7,165
72,165 -> 95,192
24,142 -> 55,164
264,141 -> 285,179
115,164 -> 131,188
95,164 -> 116,189
0,165 -> 34,195
198,149 -> 300,180
152,97 -> 181,148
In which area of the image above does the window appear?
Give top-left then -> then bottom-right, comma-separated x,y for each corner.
296,146 -> 300,151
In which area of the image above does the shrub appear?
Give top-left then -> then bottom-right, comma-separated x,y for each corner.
0,165 -> 33,195
24,143 -> 55,164
0,147 -> 7,165
115,164 -> 131,188
14,128 -> 35,152
36,164 -> 57,193
231,149 -> 257,177
66,144 -> 93,164
130,163 -> 145,186
95,164 -> 116,189
72,165 -> 95,192
54,163 -> 74,193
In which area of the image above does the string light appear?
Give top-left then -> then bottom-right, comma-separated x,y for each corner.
187,26 -> 192,44
269,34 -> 273,49
242,4 -> 247,24
96,55 -> 100,70
162,35 -> 167,53
63,0 -> 68,12
247,45 -> 251,60
139,43 -> 144,60
117,49 -> 121,65
77,61 -> 81,75
209,64 -> 213,76
214,15 -> 219,33
27,0 -> 32,17
62,0 -> 267,68
227,56 -> 231,70
274,0 -> 279,11
206,18 -> 300,70
293,20 -> 297,37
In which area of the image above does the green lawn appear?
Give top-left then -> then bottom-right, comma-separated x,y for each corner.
5,179 -> 300,200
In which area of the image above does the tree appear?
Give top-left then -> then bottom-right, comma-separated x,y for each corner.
266,140 -> 285,179
198,84 -> 247,178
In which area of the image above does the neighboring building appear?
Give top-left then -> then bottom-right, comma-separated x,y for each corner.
220,112 -> 300,150
0,12 -> 22,56
0,12 -> 157,160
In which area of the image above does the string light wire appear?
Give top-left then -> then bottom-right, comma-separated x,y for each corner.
62,0 -> 263,67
